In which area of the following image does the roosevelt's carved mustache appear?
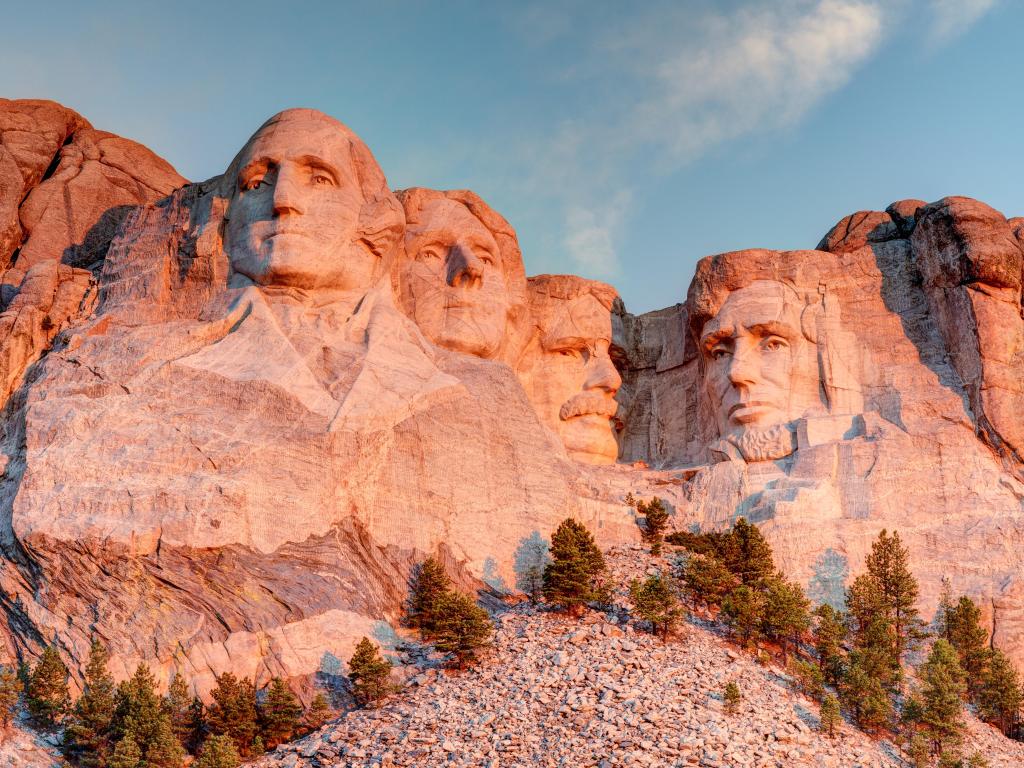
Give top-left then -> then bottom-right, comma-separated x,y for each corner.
560,392 -> 618,421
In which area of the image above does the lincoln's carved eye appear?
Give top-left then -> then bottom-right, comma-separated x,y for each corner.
710,347 -> 730,360
763,337 -> 788,352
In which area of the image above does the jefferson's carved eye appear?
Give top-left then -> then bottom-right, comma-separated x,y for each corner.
312,173 -> 335,186
416,247 -> 443,262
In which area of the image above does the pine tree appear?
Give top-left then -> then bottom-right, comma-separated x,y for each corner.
206,673 -> 258,757
432,591 -> 493,666
144,714 -> 185,768
185,696 -> 207,753
863,529 -> 921,659
194,733 -> 240,768
721,518 -> 775,586
258,677 -> 302,747
812,604 -> 848,687
721,585 -> 763,648
789,658 -> 825,701
680,554 -> 736,611
405,557 -> 452,637
163,672 -> 192,748
818,694 -> 841,737
629,574 -> 683,641
26,645 -> 70,728
63,639 -> 116,767
906,733 -> 930,768
935,576 -> 955,637
304,692 -> 332,732
846,579 -> 901,690
840,652 -> 893,731
109,734 -> 142,768
0,666 -> 18,731
723,681 -> 741,715
542,518 -> 608,616
759,575 -> 811,662
347,638 -> 393,709
637,497 -> 669,556
111,663 -> 163,750
944,596 -> 989,697
920,639 -> 967,756
977,648 -> 1023,737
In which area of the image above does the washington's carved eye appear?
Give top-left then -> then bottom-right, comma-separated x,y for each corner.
244,177 -> 267,191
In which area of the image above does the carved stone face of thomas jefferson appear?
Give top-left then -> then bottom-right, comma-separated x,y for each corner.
224,109 -> 399,295
700,280 -> 823,442
397,189 -> 525,359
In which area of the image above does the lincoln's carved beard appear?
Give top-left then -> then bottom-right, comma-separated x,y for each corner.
712,422 -> 797,463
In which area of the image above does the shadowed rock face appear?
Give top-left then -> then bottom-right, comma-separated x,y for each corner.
1,98 -> 1024,692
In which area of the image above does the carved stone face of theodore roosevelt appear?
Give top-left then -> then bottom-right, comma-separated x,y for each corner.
700,280 -> 823,442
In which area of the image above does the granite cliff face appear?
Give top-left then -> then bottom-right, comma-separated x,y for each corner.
0,99 -> 1020,694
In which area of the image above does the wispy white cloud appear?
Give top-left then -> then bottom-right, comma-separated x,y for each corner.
628,0 -> 884,162
563,191 -> 632,278
927,0 -> 998,45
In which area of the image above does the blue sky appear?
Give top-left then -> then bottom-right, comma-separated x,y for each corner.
2,0 -> 1020,313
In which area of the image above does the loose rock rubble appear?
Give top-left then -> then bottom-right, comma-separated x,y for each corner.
257,546 -> 1024,768
0,717 -> 64,767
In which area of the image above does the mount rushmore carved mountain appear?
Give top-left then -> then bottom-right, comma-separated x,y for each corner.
0,97 -> 1021,693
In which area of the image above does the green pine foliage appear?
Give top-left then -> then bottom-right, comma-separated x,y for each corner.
26,645 -> 70,728
818,694 -> 841,737
184,696 -> 207,754
721,519 -> 775,587
347,638 -> 394,709
206,672 -> 259,757
906,733 -> 930,768
62,639 -> 116,766
304,692 -> 333,731
636,497 -> 670,555
258,677 -> 302,747
840,652 -> 893,731
109,663 -> 183,767
920,639 -> 967,756
163,673 -> 192,749
405,556 -> 452,636
144,714 -> 185,768
863,529 -> 921,659
194,733 -> 240,768
721,585 -> 763,648
629,574 -> 683,641
0,665 -> 18,731
432,591 -> 493,666
977,648 -> 1023,737
680,554 -> 736,611
723,680 -> 741,715
943,595 -> 990,697
542,518 -> 608,615
812,604 -> 848,687
759,575 -> 811,662
108,734 -> 142,768
789,658 -> 825,701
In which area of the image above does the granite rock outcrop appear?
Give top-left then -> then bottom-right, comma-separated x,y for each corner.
0,98 -> 1021,697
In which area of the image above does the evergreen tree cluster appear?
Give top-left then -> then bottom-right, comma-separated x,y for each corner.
542,518 -> 610,616
405,555 -> 494,667
632,496 -> 670,556
675,518 -> 809,661
11,638 -> 333,768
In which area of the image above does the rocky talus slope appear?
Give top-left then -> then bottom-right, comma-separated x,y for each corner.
256,547 -> 1024,768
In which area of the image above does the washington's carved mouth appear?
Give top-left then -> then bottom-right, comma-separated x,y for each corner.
560,392 -> 618,421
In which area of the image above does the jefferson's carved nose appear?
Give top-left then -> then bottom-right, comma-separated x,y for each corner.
448,244 -> 484,289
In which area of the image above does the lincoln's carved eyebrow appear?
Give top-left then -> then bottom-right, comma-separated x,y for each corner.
700,325 -> 735,352
746,320 -> 798,340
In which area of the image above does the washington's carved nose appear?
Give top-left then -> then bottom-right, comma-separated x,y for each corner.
447,245 -> 484,289
272,169 -> 304,217
584,355 -> 622,394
